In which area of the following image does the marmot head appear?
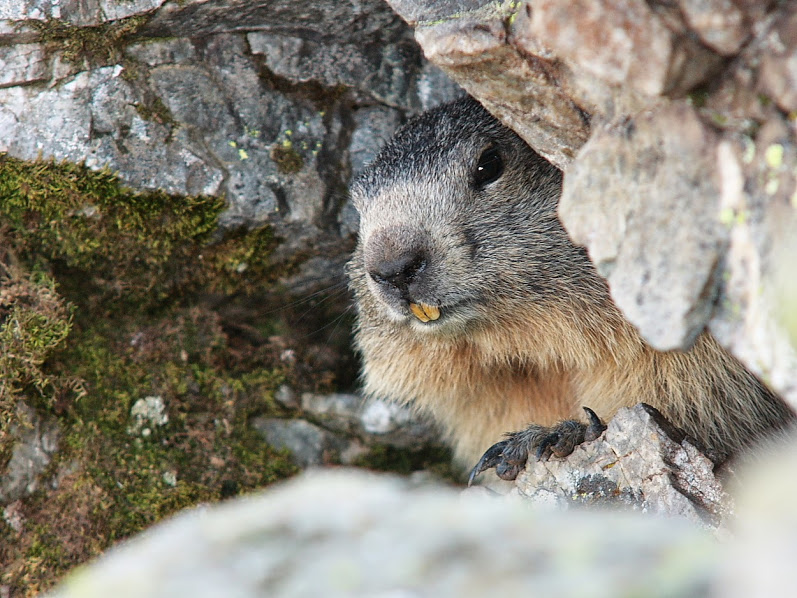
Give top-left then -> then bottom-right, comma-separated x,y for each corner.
349,96 -> 572,336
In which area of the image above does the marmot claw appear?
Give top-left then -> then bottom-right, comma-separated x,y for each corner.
468,406 -> 607,486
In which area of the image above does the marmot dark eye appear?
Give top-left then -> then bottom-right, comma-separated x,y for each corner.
473,146 -> 503,188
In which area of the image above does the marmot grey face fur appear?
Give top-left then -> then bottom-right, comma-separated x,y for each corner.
351,98 -> 598,336
348,96 -> 791,473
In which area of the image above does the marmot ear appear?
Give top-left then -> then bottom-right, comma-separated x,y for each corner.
472,145 -> 504,189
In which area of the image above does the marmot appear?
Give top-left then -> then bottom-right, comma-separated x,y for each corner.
347,96 -> 792,482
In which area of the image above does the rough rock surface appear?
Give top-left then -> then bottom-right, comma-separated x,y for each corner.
386,0 -> 797,406
46,470 -> 719,598
512,404 -> 730,529
559,103 -> 727,349
0,402 -> 60,505
252,393 -> 440,467
252,418 -> 361,468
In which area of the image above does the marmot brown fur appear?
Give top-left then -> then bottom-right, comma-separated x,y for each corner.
347,96 -> 792,480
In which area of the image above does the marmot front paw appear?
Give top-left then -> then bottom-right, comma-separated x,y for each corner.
468,407 -> 607,485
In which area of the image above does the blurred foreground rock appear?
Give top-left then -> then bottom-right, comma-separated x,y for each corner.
47,470 -> 719,598
48,433 -> 797,598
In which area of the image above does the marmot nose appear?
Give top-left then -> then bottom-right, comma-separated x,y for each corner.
368,252 -> 427,291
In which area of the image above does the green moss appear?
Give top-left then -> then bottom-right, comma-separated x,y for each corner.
710,112 -> 728,126
0,155 -> 306,595
0,268 -> 78,460
0,270 -> 71,393
687,88 -> 709,108
355,444 -> 457,482
2,305 -> 298,594
270,143 -> 305,174
26,15 -> 148,66
0,154 -> 281,305
133,96 -> 179,140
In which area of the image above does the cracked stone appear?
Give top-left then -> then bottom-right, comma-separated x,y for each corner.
513,404 -> 730,528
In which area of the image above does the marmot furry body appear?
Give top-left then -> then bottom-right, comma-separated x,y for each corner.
348,96 -> 791,467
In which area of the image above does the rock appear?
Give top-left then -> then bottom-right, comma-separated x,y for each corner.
512,404 -> 730,528
127,395 -> 169,437
531,0 -> 723,97
398,1 -> 590,169
251,417 -> 360,468
511,3 -> 652,124
559,103 -> 728,350
0,402 -> 60,505
707,119 -> 797,403
298,392 -> 365,433
0,0 -> 165,27
252,393 -> 441,468
713,435 -> 797,597
758,6 -> 797,113
273,384 -> 299,410
415,62 -> 465,110
676,0 -> 750,55
299,392 -> 438,449
140,0 -> 408,46
247,32 -> 422,109
0,43 -> 48,87
46,470 -> 719,598
348,105 -> 403,179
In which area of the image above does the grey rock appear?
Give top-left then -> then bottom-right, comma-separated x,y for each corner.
46,470 -> 719,598
386,0 -> 492,26
713,435 -> 797,597
707,121 -> 797,406
676,0 -> 750,55
125,38 -> 198,67
0,0 -> 164,26
274,384 -> 299,410
127,395 -> 169,437
299,392 -> 365,433
758,6 -> 797,113
300,392 -> 439,449
247,32 -> 423,109
0,43 -> 48,87
142,0 -> 406,43
338,104 -> 405,237
252,417 -> 358,468
415,62 -> 465,111
349,104 -> 403,178
337,200 -> 361,239
253,392 -> 439,468
405,3 -> 590,169
513,404 -> 730,528
0,64 -> 225,197
0,403 -> 60,505
98,0 -> 165,22
3,500 -> 25,534
560,103 -> 728,350
0,0 -> 449,296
